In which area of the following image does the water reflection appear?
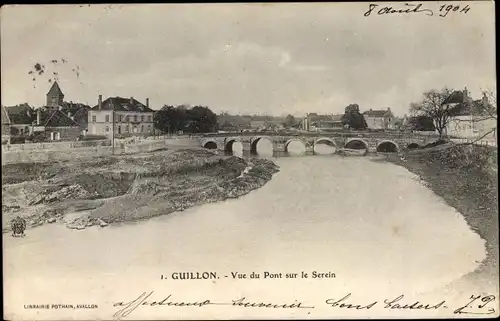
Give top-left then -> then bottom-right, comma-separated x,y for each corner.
314,143 -> 336,155
254,138 -> 273,158
231,142 -> 243,157
286,140 -> 306,156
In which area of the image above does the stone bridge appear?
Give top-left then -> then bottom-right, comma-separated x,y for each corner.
199,132 -> 437,157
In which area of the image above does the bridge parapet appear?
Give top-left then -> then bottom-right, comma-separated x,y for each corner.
199,132 -> 439,155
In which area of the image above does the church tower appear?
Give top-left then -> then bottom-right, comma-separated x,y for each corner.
46,81 -> 64,107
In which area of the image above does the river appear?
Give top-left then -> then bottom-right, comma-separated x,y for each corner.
3,142 -> 489,319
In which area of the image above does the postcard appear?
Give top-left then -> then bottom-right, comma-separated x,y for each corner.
1,2 -> 498,320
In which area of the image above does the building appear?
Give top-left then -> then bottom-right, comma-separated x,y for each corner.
4,82 -> 90,142
444,87 -> 497,141
363,108 -> 395,129
301,113 -> 344,131
46,81 -> 65,107
35,82 -> 90,141
32,105 -> 88,141
1,105 -> 11,144
4,103 -> 35,136
88,95 -> 155,138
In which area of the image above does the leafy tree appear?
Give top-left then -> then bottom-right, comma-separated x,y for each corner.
341,104 -> 367,129
186,106 -> 218,133
407,115 -> 436,131
283,114 -> 296,128
154,104 -> 217,134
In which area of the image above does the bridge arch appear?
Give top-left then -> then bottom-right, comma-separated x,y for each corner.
345,138 -> 369,151
224,137 -> 242,153
202,139 -> 220,150
314,137 -> 337,153
250,136 -> 274,154
314,138 -> 337,147
407,142 -> 420,150
284,138 -> 307,152
376,140 -> 399,153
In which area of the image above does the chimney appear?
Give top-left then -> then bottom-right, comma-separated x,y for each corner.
482,92 -> 489,105
146,98 -> 149,108
37,109 -> 41,125
98,95 -> 102,110
463,86 -> 468,98
130,97 -> 134,105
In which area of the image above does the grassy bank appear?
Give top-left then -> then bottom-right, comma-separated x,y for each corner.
383,143 -> 498,286
2,148 -> 279,232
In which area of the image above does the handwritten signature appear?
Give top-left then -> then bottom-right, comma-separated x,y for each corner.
113,292 -> 496,318
364,3 -> 471,18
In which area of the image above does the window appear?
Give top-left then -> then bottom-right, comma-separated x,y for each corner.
105,126 -> 110,133
119,115 -> 122,122
134,115 -> 138,122
148,115 -> 152,122
141,125 -> 144,132
118,126 -> 121,134
141,115 -> 144,122
105,115 -> 110,122
92,115 -> 96,123
126,115 -> 130,122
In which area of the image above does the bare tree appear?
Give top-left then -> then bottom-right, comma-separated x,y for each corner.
410,88 -> 456,138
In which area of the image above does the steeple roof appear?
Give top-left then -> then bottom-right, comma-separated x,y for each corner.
47,81 -> 64,96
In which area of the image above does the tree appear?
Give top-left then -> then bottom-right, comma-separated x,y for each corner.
186,106 -> 218,133
407,115 -> 436,131
341,104 -> 367,129
283,114 -> 296,128
409,88 -> 457,138
154,104 -> 218,134
154,105 -> 186,134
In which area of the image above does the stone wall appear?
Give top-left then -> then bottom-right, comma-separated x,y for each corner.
3,140 -> 110,151
1,138 -> 202,165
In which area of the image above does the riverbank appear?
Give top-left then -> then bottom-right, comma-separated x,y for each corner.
382,143 -> 498,288
2,148 -> 279,232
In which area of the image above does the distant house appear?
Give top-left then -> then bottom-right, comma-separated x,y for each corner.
34,82 -> 90,141
301,113 -> 344,131
363,108 -> 395,130
32,106 -> 88,141
5,82 -> 90,142
444,87 -> 497,140
88,95 -> 155,138
1,105 -> 11,144
5,103 -> 35,136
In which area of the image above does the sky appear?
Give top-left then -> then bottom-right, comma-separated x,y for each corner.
0,2 -> 496,117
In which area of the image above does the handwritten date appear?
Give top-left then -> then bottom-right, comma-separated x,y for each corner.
364,3 -> 471,18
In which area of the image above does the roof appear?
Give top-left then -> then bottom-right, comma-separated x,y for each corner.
331,114 -> 344,122
91,97 -> 153,113
363,109 -> 394,117
39,109 -> 83,128
1,105 -> 11,124
308,114 -> 333,121
451,100 -> 496,117
47,81 -> 64,97
5,103 -> 33,115
442,91 -> 465,105
5,104 -> 35,124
